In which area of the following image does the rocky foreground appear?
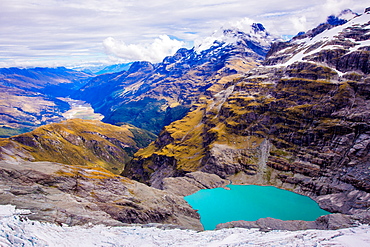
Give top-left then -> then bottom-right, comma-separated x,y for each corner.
0,158 -> 202,231
1,205 -> 369,247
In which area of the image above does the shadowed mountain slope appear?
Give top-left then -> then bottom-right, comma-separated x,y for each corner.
0,67 -> 92,96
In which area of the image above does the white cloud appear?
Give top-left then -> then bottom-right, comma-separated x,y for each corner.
322,0 -> 353,16
103,35 -> 186,63
226,17 -> 255,31
290,16 -> 308,33
0,0 -> 369,67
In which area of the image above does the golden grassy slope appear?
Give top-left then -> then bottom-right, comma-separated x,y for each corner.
0,119 -> 156,174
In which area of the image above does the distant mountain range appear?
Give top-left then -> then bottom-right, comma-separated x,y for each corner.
74,62 -> 134,75
95,63 -> 134,75
0,67 -> 91,95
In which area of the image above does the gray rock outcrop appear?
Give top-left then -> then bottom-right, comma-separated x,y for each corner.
0,155 -> 203,230
160,171 -> 229,196
216,214 -> 359,231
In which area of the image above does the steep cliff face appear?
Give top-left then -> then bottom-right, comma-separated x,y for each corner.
125,11 -> 370,219
0,158 -> 202,230
77,24 -> 277,133
0,119 -> 156,174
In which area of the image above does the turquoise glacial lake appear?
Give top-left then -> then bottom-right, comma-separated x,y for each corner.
184,185 -> 330,230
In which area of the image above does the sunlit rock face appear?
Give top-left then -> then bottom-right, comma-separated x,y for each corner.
0,159 -> 202,230
125,10 -> 370,226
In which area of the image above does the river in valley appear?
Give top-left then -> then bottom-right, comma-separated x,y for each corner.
60,98 -> 104,121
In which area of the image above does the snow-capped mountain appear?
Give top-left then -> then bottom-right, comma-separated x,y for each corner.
195,20 -> 279,56
77,22 -> 277,133
328,9 -> 359,24
265,8 -> 370,73
1,9 -> 370,245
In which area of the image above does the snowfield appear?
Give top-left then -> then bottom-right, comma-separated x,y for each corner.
0,205 -> 369,247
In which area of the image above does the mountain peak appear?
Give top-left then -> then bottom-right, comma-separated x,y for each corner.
127,61 -> 154,73
194,21 -> 278,54
327,9 -> 359,26
292,9 -> 363,41
252,23 -> 266,32
337,9 -> 360,20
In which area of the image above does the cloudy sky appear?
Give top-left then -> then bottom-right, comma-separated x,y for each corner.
0,0 -> 368,68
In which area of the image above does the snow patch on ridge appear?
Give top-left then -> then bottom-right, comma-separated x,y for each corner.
271,12 -> 370,68
350,40 -> 370,52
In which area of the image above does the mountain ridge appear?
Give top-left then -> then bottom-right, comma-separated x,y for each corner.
0,67 -> 92,95
0,119 -> 156,174
76,23 -> 276,134
123,10 -> 370,227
